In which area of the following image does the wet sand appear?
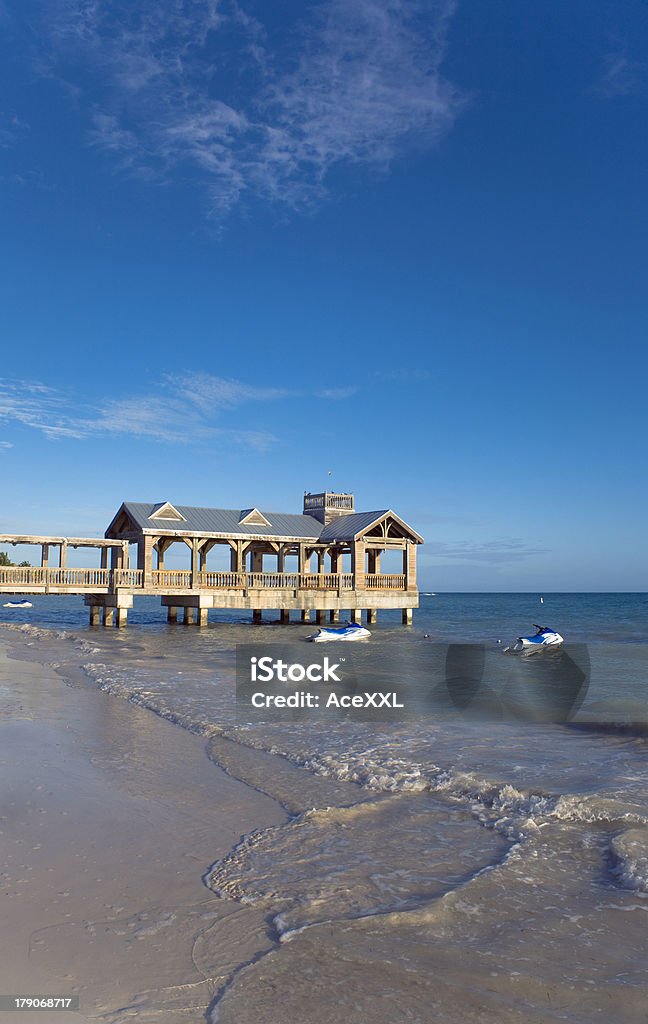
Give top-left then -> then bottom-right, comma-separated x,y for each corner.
0,636 -> 284,1023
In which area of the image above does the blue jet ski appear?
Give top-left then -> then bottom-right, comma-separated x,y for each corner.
307,621 -> 371,642
512,624 -> 564,654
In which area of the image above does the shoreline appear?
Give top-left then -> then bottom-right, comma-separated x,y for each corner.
2,622 -> 648,1023
0,633 -> 286,1023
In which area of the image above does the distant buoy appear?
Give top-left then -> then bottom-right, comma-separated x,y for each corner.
540,596 -> 544,604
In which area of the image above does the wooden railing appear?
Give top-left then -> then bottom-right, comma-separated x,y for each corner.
0,567 -> 405,593
201,571 -> 246,589
113,569 -> 144,588
365,573 -> 406,590
151,570 -> 192,588
0,566 -> 114,588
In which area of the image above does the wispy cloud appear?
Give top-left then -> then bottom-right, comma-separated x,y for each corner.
426,539 -> 544,564
0,372 -> 356,450
0,440 -> 14,449
593,50 -> 643,99
0,111 -> 29,148
316,387 -> 358,400
41,0 -> 463,212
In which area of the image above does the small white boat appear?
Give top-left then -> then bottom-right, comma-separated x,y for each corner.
512,624 -> 563,653
307,622 -> 371,642
3,600 -> 33,608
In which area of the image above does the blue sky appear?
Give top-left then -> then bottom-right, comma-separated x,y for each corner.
1,0 -> 646,590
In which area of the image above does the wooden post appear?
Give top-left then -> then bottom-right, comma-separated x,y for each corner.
102,607 -> 114,627
301,609 -> 311,623
402,608 -> 413,625
41,544 -> 49,568
59,542 -> 67,569
137,536 -> 153,586
315,610 -> 325,625
352,540 -> 365,591
198,608 -> 208,626
404,542 -> 417,591
252,609 -> 262,623
328,610 -> 339,623
89,605 -> 101,626
280,609 -> 290,623
191,538 -> 200,589
184,606 -> 196,625
367,609 -> 377,623
115,607 -> 128,628
167,606 -> 178,623
100,547 -> 109,570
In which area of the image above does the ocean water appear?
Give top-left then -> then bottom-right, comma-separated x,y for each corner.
2,593 -> 648,1022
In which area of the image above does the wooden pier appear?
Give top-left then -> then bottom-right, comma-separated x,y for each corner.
0,492 -> 423,626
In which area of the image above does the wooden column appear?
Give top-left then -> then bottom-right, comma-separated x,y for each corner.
167,606 -> 178,623
404,543 -> 417,591
115,607 -> 128,628
352,540 -> 366,590
100,547 -> 109,569
137,536 -> 153,586
89,605 -> 101,626
59,542 -> 67,569
366,609 -> 377,624
191,538 -> 200,589
277,545 -> 285,573
102,607 -> 114,627
280,609 -> 290,623
41,544 -> 49,568
402,608 -> 413,625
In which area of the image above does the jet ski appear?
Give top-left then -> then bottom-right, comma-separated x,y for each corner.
510,624 -> 564,654
3,599 -> 33,608
307,621 -> 371,642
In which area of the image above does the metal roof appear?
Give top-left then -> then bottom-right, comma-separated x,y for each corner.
317,510 -> 389,543
118,502 -> 323,540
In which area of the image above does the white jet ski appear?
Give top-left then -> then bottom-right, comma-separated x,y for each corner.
3,599 -> 33,608
307,621 -> 371,642
510,624 -> 564,654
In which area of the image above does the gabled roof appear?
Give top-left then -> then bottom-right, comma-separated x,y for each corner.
239,508 -> 272,527
149,501 -> 186,522
105,502 -> 423,545
318,510 -> 424,544
106,502 -> 322,540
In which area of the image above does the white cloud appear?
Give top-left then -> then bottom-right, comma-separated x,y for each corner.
0,373 -> 354,449
173,371 -> 292,414
594,51 -> 643,99
426,539 -> 544,564
42,0 -> 463,212
316,387 -> 358,400
0,440 -> 14,449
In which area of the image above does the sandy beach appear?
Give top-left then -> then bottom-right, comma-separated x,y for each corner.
0,635 -> 284,1023
2,610 -> 647,1024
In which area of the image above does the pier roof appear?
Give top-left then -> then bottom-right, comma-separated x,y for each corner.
109,502 -> 323,540
318,510 -> 424,544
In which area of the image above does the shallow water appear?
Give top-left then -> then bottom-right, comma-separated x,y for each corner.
2,593 -> 648,1021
